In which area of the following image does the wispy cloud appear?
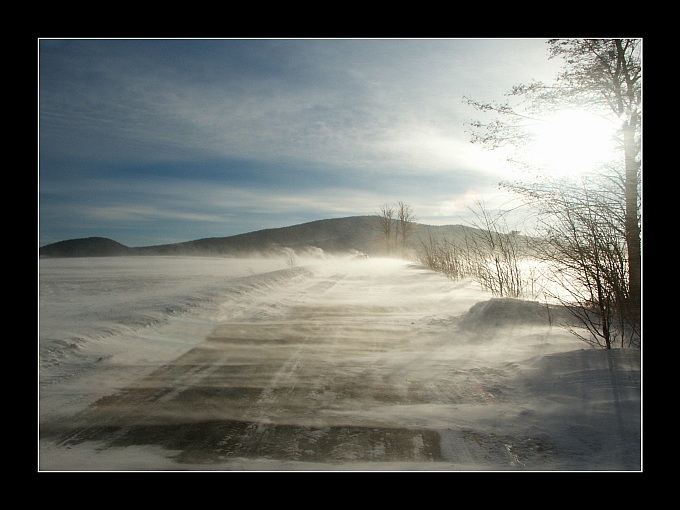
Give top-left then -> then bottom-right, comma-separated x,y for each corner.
39,38 -> 562,245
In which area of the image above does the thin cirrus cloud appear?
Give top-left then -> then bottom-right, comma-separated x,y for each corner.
39,38 -> 562,246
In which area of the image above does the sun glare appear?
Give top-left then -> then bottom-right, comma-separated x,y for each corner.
527,110 -> 620,178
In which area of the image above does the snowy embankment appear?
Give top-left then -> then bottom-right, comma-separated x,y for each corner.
39,255 -> 326,421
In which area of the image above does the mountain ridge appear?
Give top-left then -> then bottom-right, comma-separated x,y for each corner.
39,215 -> 479,258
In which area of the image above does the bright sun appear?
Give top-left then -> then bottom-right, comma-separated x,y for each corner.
526,109 -> 620,178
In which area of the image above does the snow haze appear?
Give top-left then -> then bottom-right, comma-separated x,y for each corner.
38,254 -> 641,471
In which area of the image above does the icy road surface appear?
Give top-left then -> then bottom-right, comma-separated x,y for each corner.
38,256 -> 641,471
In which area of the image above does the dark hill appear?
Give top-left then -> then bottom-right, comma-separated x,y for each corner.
39,237 -> 131,258
132,216 -> 385,257
39,216 -> 482,258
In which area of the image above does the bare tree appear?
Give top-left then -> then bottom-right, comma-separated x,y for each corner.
376,204 -> 395,253
464,38 -> 641,341
396,201 -> 417,254
545,39 -> 641,327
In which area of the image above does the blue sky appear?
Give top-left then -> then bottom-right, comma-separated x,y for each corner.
39,38 -> 564,247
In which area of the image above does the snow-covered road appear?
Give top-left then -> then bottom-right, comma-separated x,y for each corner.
38,256 -> 641,471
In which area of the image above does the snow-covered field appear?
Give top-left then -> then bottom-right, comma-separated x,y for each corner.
38,254 -> 641,471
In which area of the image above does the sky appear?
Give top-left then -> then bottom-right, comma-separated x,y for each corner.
38,38 -> 568,248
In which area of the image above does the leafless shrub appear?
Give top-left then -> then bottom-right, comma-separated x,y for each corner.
506,172 -> 640,349
416,200 -> 540,300
416,232 -> 469,281
463,199 -> 536,299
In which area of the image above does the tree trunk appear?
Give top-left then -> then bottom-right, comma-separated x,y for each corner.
623,114 -> 641,329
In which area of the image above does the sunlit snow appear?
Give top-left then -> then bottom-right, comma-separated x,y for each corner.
38,254 -> 641,471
